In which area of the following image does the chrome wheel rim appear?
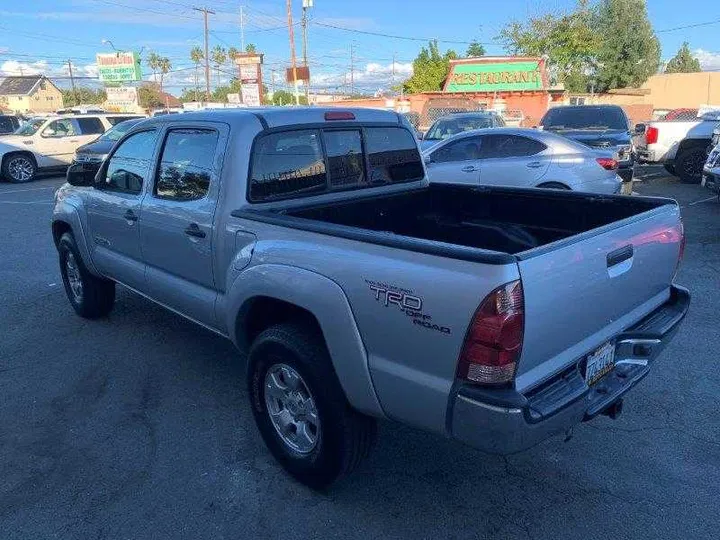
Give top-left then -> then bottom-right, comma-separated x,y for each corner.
65,252 -> 83,304
264,363 -> 320,454
8,157 -> 33,181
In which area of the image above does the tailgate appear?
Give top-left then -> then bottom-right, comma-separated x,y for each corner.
514,203 -> 682,392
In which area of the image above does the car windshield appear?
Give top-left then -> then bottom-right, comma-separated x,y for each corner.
99,119 -> 141,142
541,107 -> 628,131
14,118 -> 46,136
425,116 -> 494,140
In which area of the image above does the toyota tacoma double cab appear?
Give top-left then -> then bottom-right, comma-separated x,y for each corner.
52,107 -> 689,488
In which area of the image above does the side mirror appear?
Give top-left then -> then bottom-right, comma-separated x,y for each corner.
417,131 -> 424,140
423,154 -> 434,166
66,162 -> 97,187
634,123 -> 646,134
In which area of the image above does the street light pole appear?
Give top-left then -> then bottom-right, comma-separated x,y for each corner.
301,0 -> 312,102
193,6 -> 215,102
286,0 -> 300,105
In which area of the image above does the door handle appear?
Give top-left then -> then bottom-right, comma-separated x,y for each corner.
461,165 -> 478,172
184,223 -> 206,238
123,210 -> 138,222
607,245 -> 634,267
527,161 -> 544,169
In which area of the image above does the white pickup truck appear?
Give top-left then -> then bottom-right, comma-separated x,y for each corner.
636,112 -> 720,183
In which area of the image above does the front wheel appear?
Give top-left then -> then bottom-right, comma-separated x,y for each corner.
248,323 -> 377,488
2,154 -> 36,183
58,233 -> 115,318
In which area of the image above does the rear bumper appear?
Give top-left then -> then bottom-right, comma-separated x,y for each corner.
449,285 -> 690,455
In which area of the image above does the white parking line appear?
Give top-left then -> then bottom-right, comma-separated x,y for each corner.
0,186 -> 58,195
686,195 -> 717,207
0,200 -> 54,205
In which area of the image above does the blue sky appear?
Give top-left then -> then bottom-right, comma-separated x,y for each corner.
1,0 -> 719,95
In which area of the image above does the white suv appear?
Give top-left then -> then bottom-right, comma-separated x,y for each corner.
0,114 -> 144,183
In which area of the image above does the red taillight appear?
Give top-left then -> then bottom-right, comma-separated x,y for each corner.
324,111 -> 355,121
457,281 -> 524,385
673,220 -> 685,281
596,157 -> 619,171
646,126 -> 659,145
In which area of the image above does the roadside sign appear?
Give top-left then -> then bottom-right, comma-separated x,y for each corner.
227,93 -> 241,104
241,83 -> 260,107
96,52 -> 142,83
105,86 -> 139,111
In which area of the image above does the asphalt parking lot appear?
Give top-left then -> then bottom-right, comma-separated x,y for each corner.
1,168 -> 718,540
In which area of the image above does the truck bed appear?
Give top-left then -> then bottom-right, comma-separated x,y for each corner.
250,184 -> 669,258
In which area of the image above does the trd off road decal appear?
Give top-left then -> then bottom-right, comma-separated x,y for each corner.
365,279 -> 451,335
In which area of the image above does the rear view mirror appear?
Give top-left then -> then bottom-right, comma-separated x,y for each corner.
66,162 -> 97,187
634,123 -> 646,134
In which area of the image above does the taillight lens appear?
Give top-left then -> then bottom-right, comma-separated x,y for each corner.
457,280 -> 524,385
596,157 -> 619,170
646,126 -> 659,145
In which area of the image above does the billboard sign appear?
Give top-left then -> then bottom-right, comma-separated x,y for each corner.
445,60 -> 545,93
105,86 -> 139,111
241,83 -> 261,107
97,52 -> 142,83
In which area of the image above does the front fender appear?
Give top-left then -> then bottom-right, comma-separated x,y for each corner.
52,194 -> 100,276
224,263 -> 385,417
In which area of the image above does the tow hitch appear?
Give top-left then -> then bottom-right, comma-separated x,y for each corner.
601,399 -> 624,420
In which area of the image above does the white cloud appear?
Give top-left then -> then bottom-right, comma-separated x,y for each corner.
310,61 -> 413,92
693,49 -> 720,71
1,60 -> 48,76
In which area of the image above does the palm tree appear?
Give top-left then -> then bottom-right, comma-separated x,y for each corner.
190,46 -> 204,102
245,43 -> 257,53
227,47 -> 239,64
146,51 -> 161,87
158,57 -> 172,96
211,45 -> 227,89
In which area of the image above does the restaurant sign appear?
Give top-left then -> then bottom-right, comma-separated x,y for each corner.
96,52 -> 142,83
445,61 -> 543,92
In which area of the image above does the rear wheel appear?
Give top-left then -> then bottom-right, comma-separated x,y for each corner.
537,182 -> 570,190
247,322 -> 377,488
663,163 -> 676,176
675,145 -> 708,184
2,153 -> 36,183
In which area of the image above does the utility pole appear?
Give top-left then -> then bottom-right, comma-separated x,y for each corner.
240,6 -> 245,51
194,6 -> 215,101
286,0 -> 300,105
350,43 -> 355,97
301,0 -> 312,102
67,60 -> 79,106
270,69 -> 276,95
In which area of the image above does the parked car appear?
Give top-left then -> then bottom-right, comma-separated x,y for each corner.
0,114 -> 21,135
0,113 -> 143,183
662,108 -> 699,121
72,117 -> 147,165
702,143 -> 720,197
635,110 -> 720,183
420,111 -> 505,150
539,105 -> 635,183
53,107 -> 689,488
423,127 -> 622,194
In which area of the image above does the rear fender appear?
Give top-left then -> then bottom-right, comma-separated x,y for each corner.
225,263 -> 385,417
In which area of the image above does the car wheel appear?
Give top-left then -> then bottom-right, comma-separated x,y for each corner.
537,182 -> 570,190
676,146 -> 707,184
248,322 -> 377,489
58,233 -> 115,318
663,163 -> 676,176
2,153 -> 36,183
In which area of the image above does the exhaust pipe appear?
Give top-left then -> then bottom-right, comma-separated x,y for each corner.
601,399 -> 624,420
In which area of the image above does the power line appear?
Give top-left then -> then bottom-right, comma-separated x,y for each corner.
656,18 -> 720,33
311,21 -> 488,45
94,0 -> 199,20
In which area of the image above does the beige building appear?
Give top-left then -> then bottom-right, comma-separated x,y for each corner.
0,75 -> 64,114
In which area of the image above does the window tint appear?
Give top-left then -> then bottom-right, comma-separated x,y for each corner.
42,119 -> 77,138
425,116 -> 495,141
432,137 -> 482,163
540,106 -> 628,130
364,127 -> 423,184
97,130 -> 158,194
107,116 -> 141,126
249,130 -> 326,201
0,117 -> 17,134
323,130 -> 365,189
155,129 -> 218,201
480,134 -> 546,158
76,117 -> 105,135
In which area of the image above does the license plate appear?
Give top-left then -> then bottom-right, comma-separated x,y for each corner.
585,341 -> 616,386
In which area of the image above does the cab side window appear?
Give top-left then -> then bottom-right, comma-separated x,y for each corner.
97,130 -> 158,194
154,129 -> 219,201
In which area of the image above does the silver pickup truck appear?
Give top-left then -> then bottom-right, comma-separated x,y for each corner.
52,108 -> 689,488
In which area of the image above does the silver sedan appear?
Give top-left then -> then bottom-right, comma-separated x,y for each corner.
423,127 -> 623,194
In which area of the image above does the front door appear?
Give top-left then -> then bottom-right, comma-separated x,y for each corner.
477,133 -> 551,187
425,135 -> 483,185
86,129 -> 160,290
36,118 -> 82,167
140,124 -> 225,328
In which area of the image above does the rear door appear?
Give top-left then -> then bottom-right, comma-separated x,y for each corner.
425,135 -> 482,185
514,204 -> 683,392
477,133 -> 551,187
140,123 -> 227,328
74,117 -> 108,152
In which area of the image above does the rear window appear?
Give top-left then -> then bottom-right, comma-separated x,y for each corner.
249,125 -> 422,202
76,117 -> 105,135
541,107 -> 628,131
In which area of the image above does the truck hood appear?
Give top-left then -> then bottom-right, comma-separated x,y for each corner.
546,128 -> 631,148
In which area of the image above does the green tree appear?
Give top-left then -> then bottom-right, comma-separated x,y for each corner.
665,41 -> 701,74
138,85 -> 164,109
157,57 -> 172,96
594,0 -> 660,91
211,45 -> 227,88
190,46 -> 204,101
146,51 -> 161,86
269,89 -> 307,105
227,47 -> 239,63
466,41 -> 486,57
245,43 -> 257,53
61,87 -> 107,107
500,0 -> 599,91
403,40 -> 458,93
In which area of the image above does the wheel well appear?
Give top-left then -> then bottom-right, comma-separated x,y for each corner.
236,296 -> 323,353
676,138 -> 711,156
2,151 -> 37,169
537,181 -> 571,190
52,220 -> 72,247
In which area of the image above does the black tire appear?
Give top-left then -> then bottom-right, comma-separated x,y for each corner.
248,322 -> 377,489
663,163 -> 676,176
58,233 -> 115,319
537,182 -> 570,190
2,153 -> 37,183
675,145 -> 708,184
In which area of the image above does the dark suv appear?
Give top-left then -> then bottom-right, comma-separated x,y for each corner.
0,115 -> 20,135
540,105 -> 635,182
